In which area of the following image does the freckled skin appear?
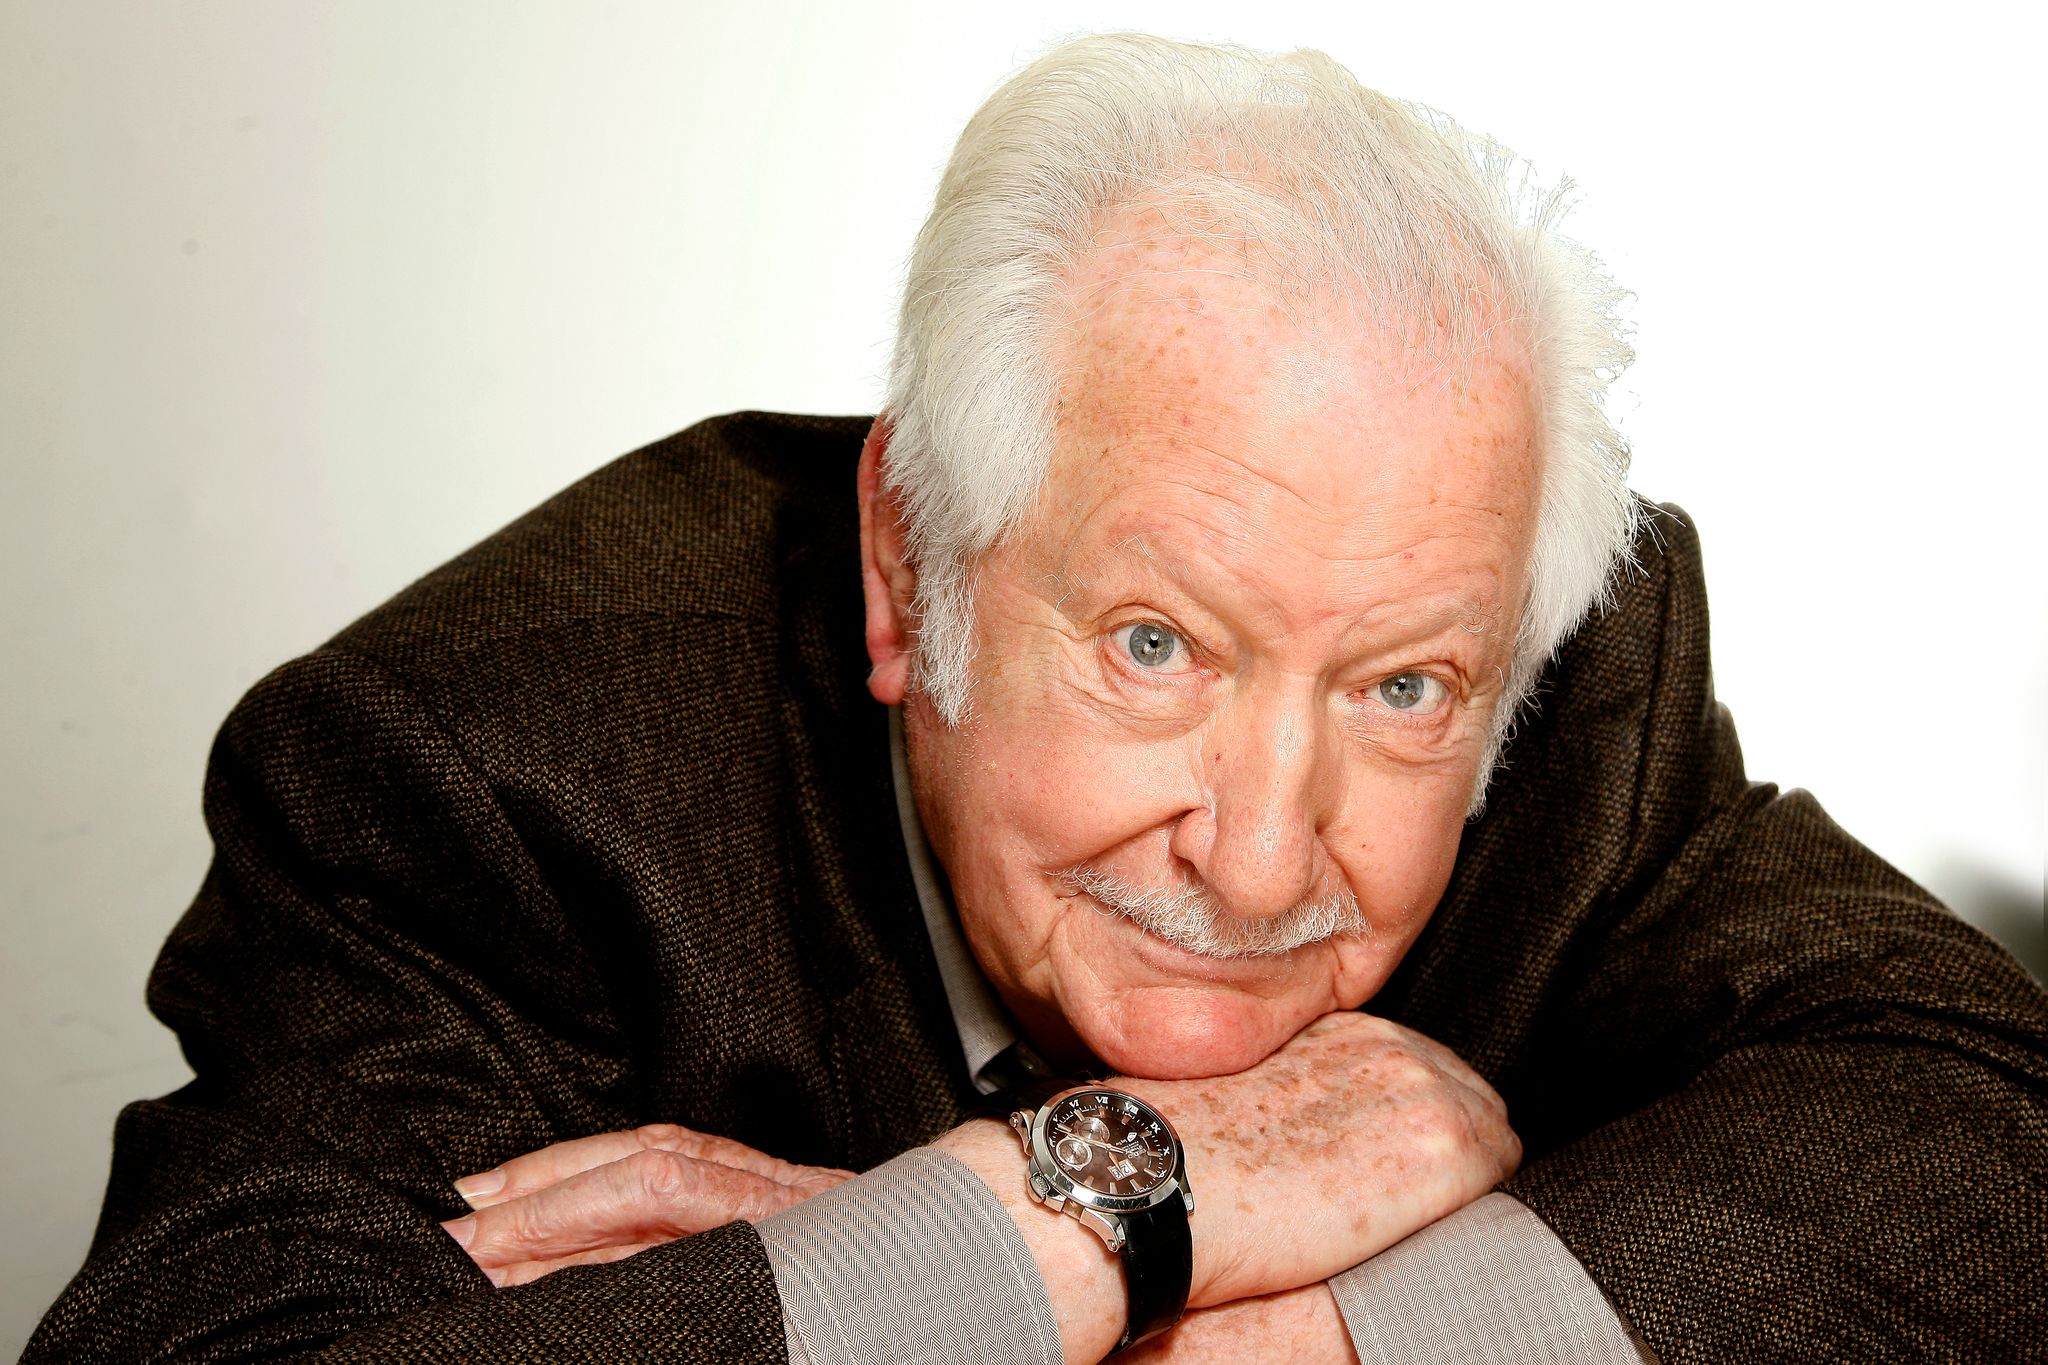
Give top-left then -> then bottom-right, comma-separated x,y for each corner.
882,221 -> 1541,1081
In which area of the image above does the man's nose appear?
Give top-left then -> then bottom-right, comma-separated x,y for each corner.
1167,697 -> 1334,920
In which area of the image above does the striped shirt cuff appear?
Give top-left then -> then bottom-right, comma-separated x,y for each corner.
758,1147 -> 1063,1365
1330,1192 -> 1655,1363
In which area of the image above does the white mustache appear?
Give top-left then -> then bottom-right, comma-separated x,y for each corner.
1057,865 -> 1367,959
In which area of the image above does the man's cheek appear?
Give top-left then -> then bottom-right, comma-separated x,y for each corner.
1007,739 -> 1195,863
1336,768 -> 1475,905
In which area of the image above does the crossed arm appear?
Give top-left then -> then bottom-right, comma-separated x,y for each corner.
438,1009 -> 1518,1363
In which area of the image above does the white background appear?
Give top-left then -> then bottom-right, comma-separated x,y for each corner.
3,1 -> 2042,1351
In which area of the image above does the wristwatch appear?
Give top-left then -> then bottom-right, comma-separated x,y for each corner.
1004,1079 -> 1195,1353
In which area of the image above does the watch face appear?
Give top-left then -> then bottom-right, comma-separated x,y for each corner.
1044,1089 -> 1175,1198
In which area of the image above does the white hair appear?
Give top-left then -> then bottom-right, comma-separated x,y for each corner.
884,33 -> 1637,785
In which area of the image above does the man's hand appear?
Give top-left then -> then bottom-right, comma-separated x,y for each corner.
438,1124 -> 852,1287
1138,1010 -> 1521,1307
936,1010 -> 1518,1362
1120,1284 -> 1360,1365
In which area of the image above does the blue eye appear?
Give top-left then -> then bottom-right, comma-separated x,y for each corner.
1376,672 -> 1446,713
1119,621 -> 1185,670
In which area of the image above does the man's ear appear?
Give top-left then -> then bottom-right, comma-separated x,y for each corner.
858,416 -> 917,705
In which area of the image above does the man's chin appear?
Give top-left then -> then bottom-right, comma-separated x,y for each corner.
1073,985 -> 1307,1080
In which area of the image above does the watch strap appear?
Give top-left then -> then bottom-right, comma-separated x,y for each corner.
968,1072 -> 1092,1126
1114,1196 -> 1192,1351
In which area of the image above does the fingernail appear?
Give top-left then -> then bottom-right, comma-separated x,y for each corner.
454,1168 -> 505,1206
440,1216 -> 476,1248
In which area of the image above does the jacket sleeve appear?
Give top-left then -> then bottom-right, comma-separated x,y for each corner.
25,647 -> 788,1363
1487,518 -> 2048,1363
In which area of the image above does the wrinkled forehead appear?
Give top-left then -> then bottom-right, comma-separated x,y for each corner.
1011,222 -> 1542,642
1048,232 -> 1537,509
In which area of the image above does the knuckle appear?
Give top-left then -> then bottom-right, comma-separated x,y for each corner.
1383,1050 -> 1439,1091
1411,1099 -> 1463,1147
627,1148 -> 694,1204
1409,1095 -> 1491,1166
1349,1011 -> 1400,1039
495,1200 -> 545,1254
1497,1128 -> 1525,1173
634,1123 -> 687,1151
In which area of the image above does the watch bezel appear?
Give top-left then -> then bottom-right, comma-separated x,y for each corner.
1023,1086 -> 1189,1215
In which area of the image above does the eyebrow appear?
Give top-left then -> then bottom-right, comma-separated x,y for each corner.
1054,536 -> 1511,659
1364,596 -> 1509,641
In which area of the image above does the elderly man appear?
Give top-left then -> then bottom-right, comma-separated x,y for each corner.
28,34 -> 2046,1365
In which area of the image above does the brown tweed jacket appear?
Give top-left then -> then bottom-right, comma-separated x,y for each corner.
28,412 -> 2048,1363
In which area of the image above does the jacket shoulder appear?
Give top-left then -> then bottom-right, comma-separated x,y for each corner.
327,410 -> 873,672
